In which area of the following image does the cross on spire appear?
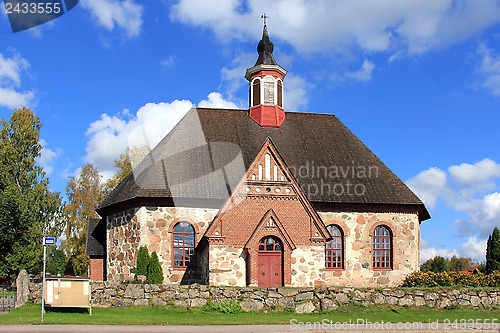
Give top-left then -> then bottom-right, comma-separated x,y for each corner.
261,13 -> 269,26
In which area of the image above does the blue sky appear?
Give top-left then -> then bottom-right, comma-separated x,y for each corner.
1,0 -> 500,263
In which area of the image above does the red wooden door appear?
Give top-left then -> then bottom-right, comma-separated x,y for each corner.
257,237 -> 283,287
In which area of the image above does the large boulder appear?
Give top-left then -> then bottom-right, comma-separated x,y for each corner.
15,269 -> 29,308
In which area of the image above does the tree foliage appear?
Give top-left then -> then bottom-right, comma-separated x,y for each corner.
46,247 -> 66,276
63,163 -> 104,276
486,227 -> 500,274
431,256 -> 447,273
147,251 -> 163,284
104,145 -> 150,194
0,107 -> 63,277
421,255 -> 477,273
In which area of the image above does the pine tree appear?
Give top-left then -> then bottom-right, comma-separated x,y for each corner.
486,227 -> 500,274
134,246 -> 150,282
147,251 -> 163,284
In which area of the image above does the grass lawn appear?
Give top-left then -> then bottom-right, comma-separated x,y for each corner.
0,302 -> 499,326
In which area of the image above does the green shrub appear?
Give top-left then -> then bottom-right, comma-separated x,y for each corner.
147,251 -> 163,284
134,246 -> 150,282
402,270 -> 500,287
434,272 -> 453,286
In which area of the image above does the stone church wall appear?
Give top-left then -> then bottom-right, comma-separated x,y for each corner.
318,211 -> 420,288
107,206 -> 218,284
106,206 -> 419,288
208,245 -> 246,287
290,246 -> 326,287
107,208 -> 141,282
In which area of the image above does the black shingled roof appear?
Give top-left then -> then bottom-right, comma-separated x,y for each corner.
97,108 -> 429,220
85,218 -> 105,256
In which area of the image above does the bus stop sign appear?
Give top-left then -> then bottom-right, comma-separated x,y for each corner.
44,237 -> 55,245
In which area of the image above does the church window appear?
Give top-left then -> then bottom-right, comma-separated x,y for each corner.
258,236 -> 282,252
263,77 -> 275,104
277,80 -> 283,107
173,221 -> 195,268
373,225 -> 392,270
258,164 -> 263,180
325,225 -> 343,269
252,79 -> 260,107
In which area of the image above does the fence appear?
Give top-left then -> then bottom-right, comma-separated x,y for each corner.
0,287 -> 16,312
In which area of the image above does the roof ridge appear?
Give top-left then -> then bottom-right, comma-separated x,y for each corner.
194,107 -> 337,117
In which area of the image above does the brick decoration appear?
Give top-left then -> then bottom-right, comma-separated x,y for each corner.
206,139 -> 330,287
89,258 -> 104,281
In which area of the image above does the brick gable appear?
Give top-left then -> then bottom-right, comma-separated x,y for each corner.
205,137 -> 330,247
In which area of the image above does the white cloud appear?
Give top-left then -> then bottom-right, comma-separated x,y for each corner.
449,158 -> 500,190
85,92 -> 238,178
454,191 -> 500,238
420,247 -> 458,263
160,56 -> 175,68
420,236 -> 487,262
483,192 -> 500,220
406,167 -> 448,209
170,0 -> 500,55
220,52 -> 255,104
36,139 -> 61,176
0,52 -> 34,109
283,74 -> 310,111
458,236 -> 487,261
0,52 -> 27,87
81,0 -> 143,37
477,43 -> 500,96
410,158 -> 500,262
409,160 -> 500,238
420,238 -> 458,262
198,92 -> 238,109
86,100 -> 192,179
344,60 -> 375,82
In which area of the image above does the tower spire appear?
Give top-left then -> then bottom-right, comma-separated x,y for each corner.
261,13 -> 269,26
255,20 -> 277,66
245,20 -> 287,128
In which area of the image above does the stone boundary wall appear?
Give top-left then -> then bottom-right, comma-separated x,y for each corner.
28,283 -> 500,313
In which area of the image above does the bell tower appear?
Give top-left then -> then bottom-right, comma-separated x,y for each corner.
245,19 -> 287,127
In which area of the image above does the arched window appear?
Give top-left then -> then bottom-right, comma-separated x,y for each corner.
373,225 -> 392,270
325,225 -> 343,269
258,236 -> 282,252
252,78 -> 260,107
277,80 -> 283,108
173,221 -> 195,268
263,77 -> 275,104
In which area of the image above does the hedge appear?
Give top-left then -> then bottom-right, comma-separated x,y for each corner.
402,271 -> 500,287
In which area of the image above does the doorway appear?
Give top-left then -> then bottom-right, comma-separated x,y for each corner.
257,236 -> 283,287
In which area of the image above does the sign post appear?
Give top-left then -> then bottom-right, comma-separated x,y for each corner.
41,237 -> 55,322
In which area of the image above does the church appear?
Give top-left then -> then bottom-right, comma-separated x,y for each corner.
86,24 -> 429,288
